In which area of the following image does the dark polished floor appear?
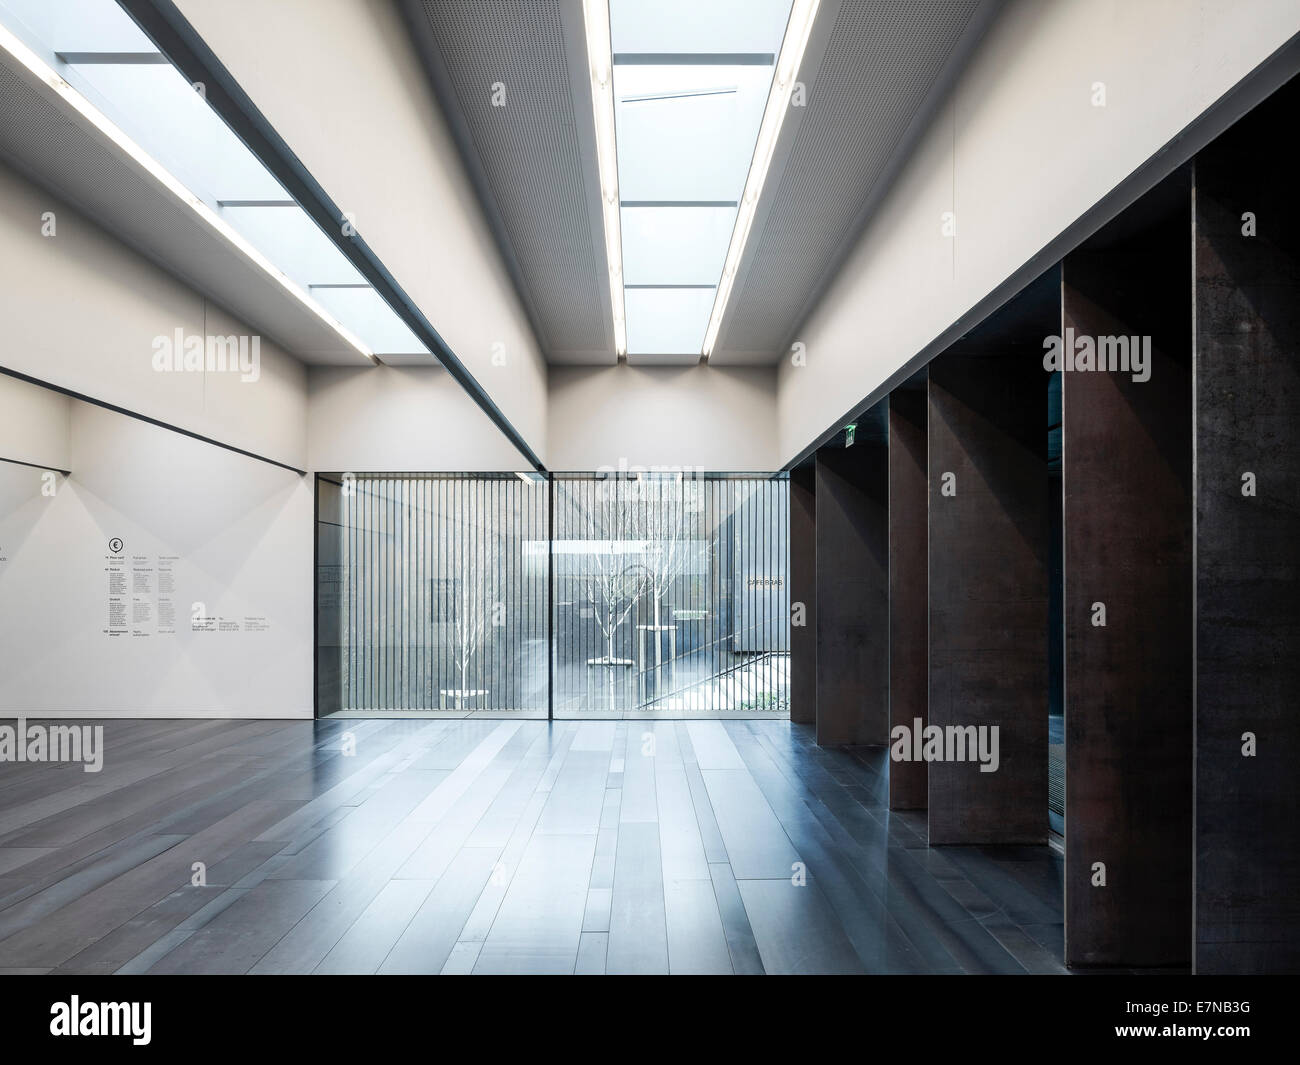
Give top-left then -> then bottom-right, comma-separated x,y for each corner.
0,718 -> 1066,974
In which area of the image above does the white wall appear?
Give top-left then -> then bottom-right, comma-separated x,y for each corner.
0,158 -> 308,469
175,0 -> 550,461
308,365 -> 530,472
778,0 -> 1300,465
0,397 -> 312,718
0,157 -> 313,719
0,372 -> 71,471
547,364 -> 779,472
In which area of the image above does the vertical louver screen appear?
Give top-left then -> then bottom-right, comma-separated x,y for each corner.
553,473 -> 789,716
339,474 -> 549,713
322,472 -> 789,717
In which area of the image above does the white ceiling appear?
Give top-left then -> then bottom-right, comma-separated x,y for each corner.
0,0 -> 440,367
404,0 -> 1000,366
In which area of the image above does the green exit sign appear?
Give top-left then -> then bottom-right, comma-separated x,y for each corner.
845,423 -> 856,447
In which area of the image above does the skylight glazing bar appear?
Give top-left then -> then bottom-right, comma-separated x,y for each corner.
613,52 -> 776,65
622,200 -> 738,207
55,50 -> 166,63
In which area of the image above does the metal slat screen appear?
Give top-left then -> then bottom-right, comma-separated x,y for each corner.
332,474 -> 548,713
318,471 -> 789,718
552,473 -> 789,716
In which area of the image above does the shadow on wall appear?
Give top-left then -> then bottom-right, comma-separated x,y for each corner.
0,399 -> 312,717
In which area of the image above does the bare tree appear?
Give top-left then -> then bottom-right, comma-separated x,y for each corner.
640,475 -> 698,683
576,475 -> 652,709
443,483 -> 502,707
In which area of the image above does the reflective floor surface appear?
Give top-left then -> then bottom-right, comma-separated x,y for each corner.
0,717 -> 1066,974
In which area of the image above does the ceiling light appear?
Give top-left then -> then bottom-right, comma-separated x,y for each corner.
0,22 -> 376,363
701,0 -> 819,359
582,0 -> 627,358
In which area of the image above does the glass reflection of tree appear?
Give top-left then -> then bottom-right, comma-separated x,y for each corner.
445,481 -> 502,707
641,476 -> 695,697
577,476 -> 651,710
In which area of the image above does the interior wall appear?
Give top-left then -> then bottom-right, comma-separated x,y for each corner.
0,157 -> 307,469
1061,180 -> 1194,967
307,365 -> 530,473
777,0 -> 1300,467
814,441 -> 889,746
926,340 -> 1049,846
788,464 -> 815,725
547,364 -> 779,472
172,0 -> 550,460
1193,80 -> 1300,974
887,386 -> 928,810
0,372 -> 71,471
0,395 -> 311,718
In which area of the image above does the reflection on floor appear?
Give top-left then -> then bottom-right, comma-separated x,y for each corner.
553,651 -> 791,717
0,718 -> 1066,974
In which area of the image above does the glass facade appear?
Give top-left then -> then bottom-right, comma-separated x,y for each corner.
317,472 -> 789,719
553,473 -> 789,716
317,473 -> 549,716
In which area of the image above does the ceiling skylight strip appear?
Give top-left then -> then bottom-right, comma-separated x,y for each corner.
701,0 -> 819,359
0,22 -> 376,363
582,0 -> 627,357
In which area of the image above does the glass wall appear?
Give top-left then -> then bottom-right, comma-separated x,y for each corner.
553,472 -> 789,717
317,473 -> 549,716
317,471 -> 790,719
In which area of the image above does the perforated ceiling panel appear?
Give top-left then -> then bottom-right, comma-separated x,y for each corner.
408,0 -> 612,362
713,0 -> 989,362
402,0 -> 993,366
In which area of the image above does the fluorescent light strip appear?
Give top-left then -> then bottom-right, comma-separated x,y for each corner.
701,0 -> 820,359
582,0 -> 627,358
0,23 -> 376,363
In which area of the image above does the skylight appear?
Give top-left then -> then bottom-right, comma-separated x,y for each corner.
584,0 -> 818,360
0,0 -> 428,361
